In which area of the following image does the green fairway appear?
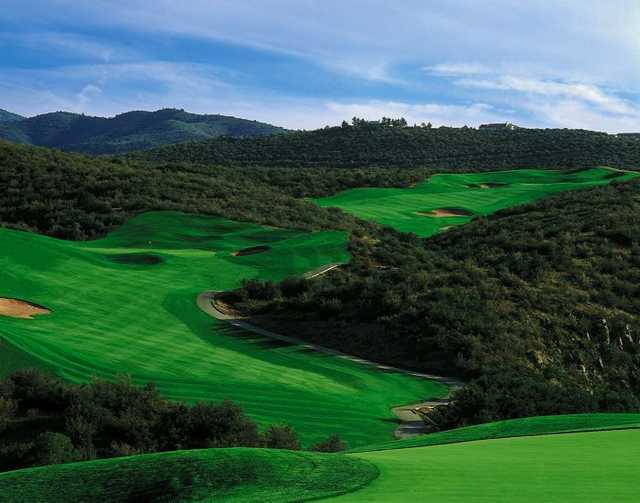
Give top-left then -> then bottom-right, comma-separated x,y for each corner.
0,211 -> 446,447
0,447 -> 378,502
314,167 -> 639,236
349,412 -> 640,453
327,429 -> 640,502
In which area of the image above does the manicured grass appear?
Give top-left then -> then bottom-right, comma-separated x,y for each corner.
0,211 -> 446,447
314,167 -> 639,236
0,447 -> 378,502
349,413 -> 640,453
328,429 -> 640,502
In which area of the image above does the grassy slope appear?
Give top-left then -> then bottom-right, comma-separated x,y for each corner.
0,211 -> 446,447
327,429 -> 640,502
314,167 -> 639,236
0,447 -> 378,503
349,413 -> 640,453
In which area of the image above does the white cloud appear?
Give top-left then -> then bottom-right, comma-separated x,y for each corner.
525,100 -> 640,133
76,84 -> 102,108
6,1 -> 640,87
457,76 -> 635,116
2,1 -> 640,131
425,63 -> 491,77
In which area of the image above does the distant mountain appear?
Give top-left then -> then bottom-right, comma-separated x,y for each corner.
0,108 -> 287,154
0,109 -> 25,123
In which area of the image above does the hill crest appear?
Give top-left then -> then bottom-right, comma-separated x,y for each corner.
0,108 -> 287,154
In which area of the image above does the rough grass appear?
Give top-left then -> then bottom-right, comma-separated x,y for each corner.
0,211 -> 446,447
0,447 -> 378,503
314,167 -> 640,236
328,429 -> 640,502
349,413 -> 640,453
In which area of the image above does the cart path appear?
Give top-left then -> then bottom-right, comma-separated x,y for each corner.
197,289 -> 463,439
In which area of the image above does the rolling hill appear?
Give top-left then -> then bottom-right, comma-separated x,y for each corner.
0,109 -> 24,123
333,428 -> 640,502
2,413 -> 640,502
314,167 -> 637,236
236,176 -> 640,427
0,447 -> 378,502
0,211 -> 446,448
135,123 -> 640,171
0,108 -> 286,154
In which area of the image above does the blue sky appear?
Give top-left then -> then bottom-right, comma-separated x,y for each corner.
1,1 -> 639,131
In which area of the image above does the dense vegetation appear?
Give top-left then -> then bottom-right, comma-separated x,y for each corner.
0,108 -> 286,154
0,109 -> 24,123
0,369 -> 351,473
234,179 -> 640,427
3,134 -> 640,438
0,140 -> 435,240
0,140 -> 370,240
136,124 -> 640,171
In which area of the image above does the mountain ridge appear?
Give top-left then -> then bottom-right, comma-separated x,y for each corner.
0,108 -> 287,154
0,109 -> 25,123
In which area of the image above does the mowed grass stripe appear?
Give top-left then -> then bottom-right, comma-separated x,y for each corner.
0,212 -> 446,447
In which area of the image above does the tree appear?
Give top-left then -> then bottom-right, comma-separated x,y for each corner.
310,434 -> 346,452
261,424 -> 300,450
0,398 -> 16,434
29,432 -> 76,466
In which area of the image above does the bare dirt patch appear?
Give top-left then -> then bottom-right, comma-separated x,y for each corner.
232,245 -> 271,257
0,298 -> 51,319
416,208 -> 474,218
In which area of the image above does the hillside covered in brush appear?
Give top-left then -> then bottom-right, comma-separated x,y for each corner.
234,178 -> 640,427
3,137 -> 640,430
0,140 -> 392,239
136,123 -> 640,170
0,108 -> 286,154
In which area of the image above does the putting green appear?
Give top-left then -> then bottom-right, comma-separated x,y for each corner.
314,167 -> 639,236
0,211 -> 446,447
349,413 -> 640,453
327,429 -> 640,502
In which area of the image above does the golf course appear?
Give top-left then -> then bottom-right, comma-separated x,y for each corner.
314,167 -> 638,236
329,427 -> 640,502
0,211 -> 447,447
1,167 -> 639,501
2,413 -> 639,501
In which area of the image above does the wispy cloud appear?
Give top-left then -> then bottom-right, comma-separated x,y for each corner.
457,76 -> 634,116
1,1 -> 639,130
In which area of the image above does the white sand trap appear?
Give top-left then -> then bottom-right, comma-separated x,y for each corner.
416,208 -> 472,218
0,298 -> 51,319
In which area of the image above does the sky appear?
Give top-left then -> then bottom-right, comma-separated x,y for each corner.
1,1 -> 640,131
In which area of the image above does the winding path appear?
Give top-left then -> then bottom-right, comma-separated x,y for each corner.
197,288 -> 462,438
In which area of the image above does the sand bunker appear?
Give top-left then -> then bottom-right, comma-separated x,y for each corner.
416,208 -> 473,218
0,298 -> 51,319
232,245 -> 271,257
467,182 -> 509,189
